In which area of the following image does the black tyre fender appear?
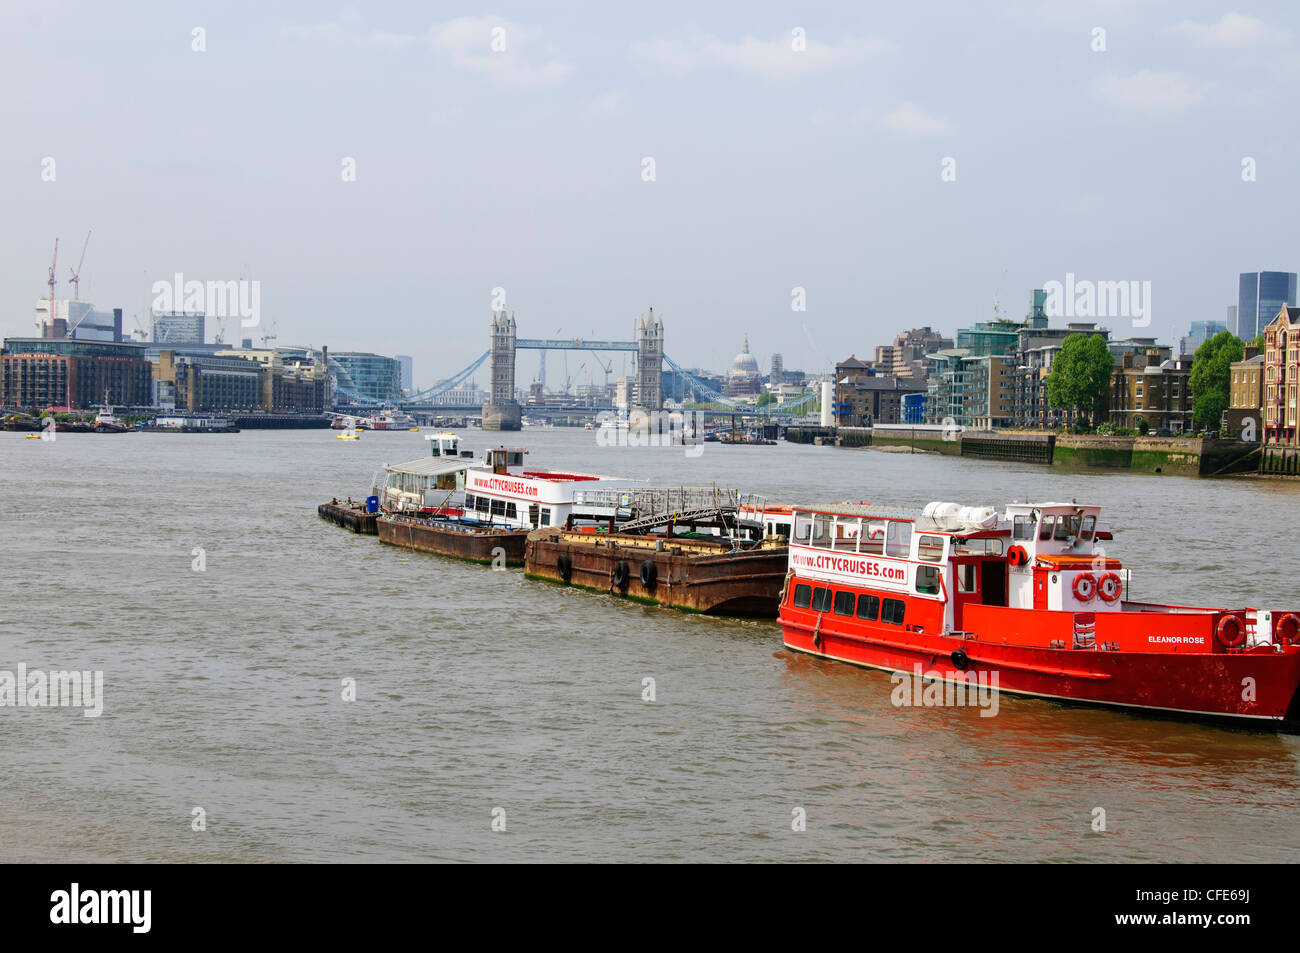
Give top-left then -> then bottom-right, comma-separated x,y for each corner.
639,559 -> 658,588
951,649 -> 969,671
557,553 -> 573,583
612,560 -> 630,589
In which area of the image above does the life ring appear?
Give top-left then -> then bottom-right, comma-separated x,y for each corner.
1096,572 -> 1122,603
612,560 -> 630,589
639,559 -> 658,588
1006,546 -> 1028,567
557,553 -> 572,583
1072,572 -> 1096,602
1216,614 -> 1244,648
1276,613 -> 1300,645
951,649 -> 969,671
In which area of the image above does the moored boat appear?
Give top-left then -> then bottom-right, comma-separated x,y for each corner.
778,500 -> 1300,726
524,486 -> 790,615
371,436 -> 647,565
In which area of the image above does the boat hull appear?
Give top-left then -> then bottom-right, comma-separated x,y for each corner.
525,530 -> 788,616
780,612 -> 1300,725
318,502 -> 378,534
378,515 -> 527,565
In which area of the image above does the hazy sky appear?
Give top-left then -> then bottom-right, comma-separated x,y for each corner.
3,2 -> 1298,390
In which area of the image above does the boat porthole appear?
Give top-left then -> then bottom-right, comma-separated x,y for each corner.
951,649 -> 969,671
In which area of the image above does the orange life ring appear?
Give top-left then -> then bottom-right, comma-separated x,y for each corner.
1072,572 -> 1096,602
1276,613 -> 1300,645
1097,572 -> 1122,603
1007,545 -> 1028,567
1216,614 -> 1244,648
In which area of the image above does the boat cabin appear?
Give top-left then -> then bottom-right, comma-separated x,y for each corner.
786,501 -> 1128,638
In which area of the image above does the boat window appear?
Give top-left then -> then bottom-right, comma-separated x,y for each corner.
540,508 -> 551,527
506,503 -> 518,519
811,587 -> 831,612
1080,515 -> 1095,541
490,499 -> 505,517
881,598 -> 906,625
917,535 -> 945,562
953,537 -> 1003,556
464,494 -> 475,510
792,584 -> 811,608
885,521 -> 912,557
1038,515 -> 1055,540
1013,515 -> 1033,540
1054,515 -> 1079,541
794,521 -> 811,542
833,590 -> 855,616
812,515 -> 832,542
957,564 -> 978,593
915,565 -> 940,595
856,594 -> 879,620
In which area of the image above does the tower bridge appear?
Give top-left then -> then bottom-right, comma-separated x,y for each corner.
484,308 -> 663,431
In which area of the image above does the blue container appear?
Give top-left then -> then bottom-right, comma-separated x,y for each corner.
365,495 -> 379,514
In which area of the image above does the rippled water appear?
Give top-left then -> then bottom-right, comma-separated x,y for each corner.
2,427 -> 1298,862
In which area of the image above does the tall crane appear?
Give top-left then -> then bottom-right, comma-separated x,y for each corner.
40,238 -> 59,332
68,230 -> 91,300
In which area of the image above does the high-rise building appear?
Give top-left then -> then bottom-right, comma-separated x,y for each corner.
152,311 -> 207,345
1227,305 -> 1238,337
1179,320 -> 1227,356
873,327 -> 952,378
332,352 -> 403,403
396,355 -> 413,394
1238,272 -> 1297,340
770,352 -> 784,384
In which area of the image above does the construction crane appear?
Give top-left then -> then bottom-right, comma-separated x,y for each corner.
39,238 -> 59,332
67,230 -> 91,300
259,318 -> 277,348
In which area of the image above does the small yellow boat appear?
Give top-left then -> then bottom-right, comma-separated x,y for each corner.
24,434 -> 42,440
336,432 -> 361,440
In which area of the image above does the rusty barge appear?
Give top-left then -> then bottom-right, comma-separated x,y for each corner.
524,528 -> 788,615
318,500 -> 378,534
377,514 -> 528,565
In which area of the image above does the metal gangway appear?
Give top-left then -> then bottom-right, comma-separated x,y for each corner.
571,485 -> 769,539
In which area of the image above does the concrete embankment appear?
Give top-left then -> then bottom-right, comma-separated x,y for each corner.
787,427 -> 1261,476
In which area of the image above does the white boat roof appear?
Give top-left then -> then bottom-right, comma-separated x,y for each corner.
382,457 -> 471,477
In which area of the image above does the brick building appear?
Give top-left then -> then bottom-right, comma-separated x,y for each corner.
0,337 -> 152,409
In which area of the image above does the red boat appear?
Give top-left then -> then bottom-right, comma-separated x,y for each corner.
779,501 -> 1300,727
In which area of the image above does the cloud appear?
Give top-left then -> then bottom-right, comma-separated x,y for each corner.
633,29 -> 890,79
1167,12 -> 1291,48
881,102 -> 953,135
292,12 -> 573,87
583,91 -> 624,120
1095,70 -> 1206,111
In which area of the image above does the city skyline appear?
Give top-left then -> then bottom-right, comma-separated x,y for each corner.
3,3 -> 1299,388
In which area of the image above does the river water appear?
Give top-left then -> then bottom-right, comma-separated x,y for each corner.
2,426 -> 1298,862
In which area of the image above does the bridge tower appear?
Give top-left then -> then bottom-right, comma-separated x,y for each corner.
484,309 -> 521,431
634,307 -> 664,413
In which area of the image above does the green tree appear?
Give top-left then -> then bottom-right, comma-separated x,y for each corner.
756,392 -> 776,407
1189,330 -> 1244,429
1045,333 -> 1113,427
